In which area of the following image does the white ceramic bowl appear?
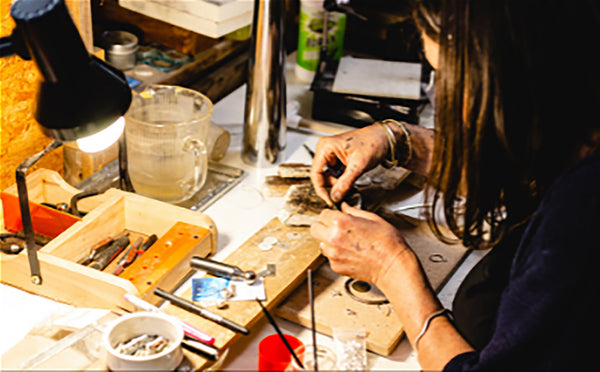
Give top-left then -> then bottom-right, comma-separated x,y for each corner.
104,312 -> 184,371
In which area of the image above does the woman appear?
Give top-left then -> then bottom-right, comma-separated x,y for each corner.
310,0 -> 600,369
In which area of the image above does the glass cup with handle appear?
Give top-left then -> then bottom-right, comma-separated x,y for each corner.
125,85 -> 212,203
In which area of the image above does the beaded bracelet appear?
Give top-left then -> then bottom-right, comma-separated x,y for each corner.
383,119 -> 413,167
377,121 -> 397,168
413,308 -> 454,351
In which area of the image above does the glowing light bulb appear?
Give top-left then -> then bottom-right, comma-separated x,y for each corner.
76,116 -> 125,153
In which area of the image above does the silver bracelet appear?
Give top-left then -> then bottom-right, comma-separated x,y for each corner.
413,308 -> 453,351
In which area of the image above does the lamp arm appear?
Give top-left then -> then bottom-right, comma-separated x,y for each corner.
16,139 -> 63,285
0,36 -> 15,58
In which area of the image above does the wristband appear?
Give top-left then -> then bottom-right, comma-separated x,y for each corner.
383,119 -> 413,167
413,308 -> 453,351
377,121 -> 398,168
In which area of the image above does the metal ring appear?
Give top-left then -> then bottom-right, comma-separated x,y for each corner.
429,253 -> 447,263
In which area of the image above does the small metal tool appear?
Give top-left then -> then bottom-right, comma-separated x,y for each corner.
78,235 -> 118,265
190,256 -> 258,284
113,236 -> 143,275
181,337 -> 220,361
154,288 -> 249,335
89,234 -> 131,271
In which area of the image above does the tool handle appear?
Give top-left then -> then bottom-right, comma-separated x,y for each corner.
190,256 -> 245,279
77,236 -> 113,264
154,288 -> 249,335
90,235 -> 130,270
140,234 -> 158,252
182,338 -> 220,361
124,293 -> 215,345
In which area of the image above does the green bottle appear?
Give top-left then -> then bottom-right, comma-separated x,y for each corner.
296,0 -> 346,82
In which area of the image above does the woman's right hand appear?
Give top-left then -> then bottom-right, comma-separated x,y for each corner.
310,124 -> 389,205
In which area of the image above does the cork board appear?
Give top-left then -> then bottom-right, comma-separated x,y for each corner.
0,0 -> 93,190
275,219 -> 470,356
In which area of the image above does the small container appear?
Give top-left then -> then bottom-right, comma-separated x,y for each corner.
102,30 -> 139,70
103,312 -> 184,371
289,344 -> 338,371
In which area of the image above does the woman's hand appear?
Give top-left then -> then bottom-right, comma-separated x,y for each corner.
310,202 -> 409,286
310,125 -> 389,206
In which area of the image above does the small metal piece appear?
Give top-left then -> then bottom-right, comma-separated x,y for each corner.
344,278 -> 389,305
220,286 -> 235,299
354,175 -> 372,187
276,240 -> 291,250
258,242 -> 274,251
263,236 -> 278,245
286,232 -> 302,240
371,176 -> 384,184
345,308 -> 356,316
331,290 -> 342,297
429,253 -> 447,263
257,264 -> 276,279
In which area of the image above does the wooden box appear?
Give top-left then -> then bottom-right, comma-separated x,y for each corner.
1,168 -> 109,238
0,170 -> 217,311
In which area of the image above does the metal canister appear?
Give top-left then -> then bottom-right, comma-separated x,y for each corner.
102,30 -> 138,70
242,0 -> 287,167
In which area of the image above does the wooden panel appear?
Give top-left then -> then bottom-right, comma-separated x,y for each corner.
276,219 -> 470,356
160,218 -> 325,370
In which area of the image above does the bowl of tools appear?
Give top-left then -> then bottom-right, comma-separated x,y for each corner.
104,312 -> 184,371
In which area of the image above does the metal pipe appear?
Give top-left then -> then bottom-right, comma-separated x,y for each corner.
242,0 -> 287,167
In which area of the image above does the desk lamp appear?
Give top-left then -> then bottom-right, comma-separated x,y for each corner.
1,0 -> 132,285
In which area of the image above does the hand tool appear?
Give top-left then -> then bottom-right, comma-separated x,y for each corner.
256,298 -> 304,369
154,287 -> 249,335
77,234 -> 122,265
190,256 -> 257,284
0,233 -> 24,254
123,293 -> 215,345
181,337 -> 220,361
89,234 -> 130,271
139,233 -> 158,252
113,236 -> 144,275
308,269 -> 318,371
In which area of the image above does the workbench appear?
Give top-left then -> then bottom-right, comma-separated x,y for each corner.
0,64 -> 487,370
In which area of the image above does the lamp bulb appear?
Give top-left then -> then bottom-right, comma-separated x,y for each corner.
76,116 -> 125,153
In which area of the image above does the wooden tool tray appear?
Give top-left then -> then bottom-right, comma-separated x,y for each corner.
0,169 -> 217,311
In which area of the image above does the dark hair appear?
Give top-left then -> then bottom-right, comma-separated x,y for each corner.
415,0 -> 600,249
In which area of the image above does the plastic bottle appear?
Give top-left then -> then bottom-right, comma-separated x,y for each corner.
296,0 -> 346,82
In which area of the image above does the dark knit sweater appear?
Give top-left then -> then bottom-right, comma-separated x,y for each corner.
445,151 -> 600,371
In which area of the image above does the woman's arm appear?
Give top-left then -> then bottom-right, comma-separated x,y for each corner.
311,203 -> 473,370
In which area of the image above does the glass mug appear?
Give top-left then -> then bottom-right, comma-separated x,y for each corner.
125,85 -> 212,203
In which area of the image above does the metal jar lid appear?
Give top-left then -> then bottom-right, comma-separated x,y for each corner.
102,30 -> 138,55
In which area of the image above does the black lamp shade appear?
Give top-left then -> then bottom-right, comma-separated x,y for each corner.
10,0 -> 131,142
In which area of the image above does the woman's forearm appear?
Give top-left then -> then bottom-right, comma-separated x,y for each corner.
376,248 -> 474,370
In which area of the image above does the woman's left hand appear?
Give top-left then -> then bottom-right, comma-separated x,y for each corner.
310,202 -> 410,286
